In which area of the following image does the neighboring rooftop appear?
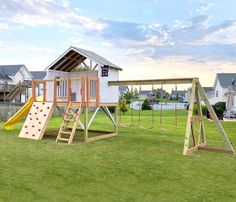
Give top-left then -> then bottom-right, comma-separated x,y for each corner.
0,65 -> 24,76
30,71 -> 47,80
47,46 -> 122,72
203,87 -> 214,93
216,73 -> 236,88
0,72 -> 11,81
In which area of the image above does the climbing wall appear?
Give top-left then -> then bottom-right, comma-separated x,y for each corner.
19,102 -> 54,140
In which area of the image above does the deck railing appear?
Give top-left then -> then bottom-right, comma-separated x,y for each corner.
32,76 -> 99,106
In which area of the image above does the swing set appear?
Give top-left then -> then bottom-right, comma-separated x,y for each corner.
119,83 -> 178,131
109,77 -> 235,155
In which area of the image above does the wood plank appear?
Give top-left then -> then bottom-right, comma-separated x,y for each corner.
183,80 -> 197,155
190,116 -> 204,122
185,143 -> 207,155
108,78 -> 198,86
83,132 -> 117,142
198,145 -> 234,154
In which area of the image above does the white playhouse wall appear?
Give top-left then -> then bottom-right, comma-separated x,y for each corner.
98,67 -> 119,104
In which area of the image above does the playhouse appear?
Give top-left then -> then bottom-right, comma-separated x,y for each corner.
19,46 -> 122,142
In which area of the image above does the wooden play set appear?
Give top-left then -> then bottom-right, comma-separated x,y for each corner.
16,46 -> 235,155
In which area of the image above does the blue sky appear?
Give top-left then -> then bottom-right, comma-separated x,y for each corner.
0,0 -> 236,84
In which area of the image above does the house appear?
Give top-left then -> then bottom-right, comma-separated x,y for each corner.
138,90 -> 155,99
224,79 -> 236,118
210,73 -> 236,105
0,65 -> 32,85
170,90 -> 187,101
30,71 -> 47,97
0,65 -> 33,102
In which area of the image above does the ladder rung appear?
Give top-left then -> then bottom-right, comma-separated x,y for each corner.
63,126 -> 74,129
60,131 -> 72,135
57,137 -> 69,142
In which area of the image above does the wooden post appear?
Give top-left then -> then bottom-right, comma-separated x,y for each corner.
43,81 -> 46,102
32,80 -> 36,102
183,79 -> 197,155
53,78 -> 57,105
197,82 -> 235,154
87,77 -> 90,107
195,84 -> 206,144
84,106 -> 88,139
67,77 -> 71,103
115,105 -> 118,134
96,78 -> 100,106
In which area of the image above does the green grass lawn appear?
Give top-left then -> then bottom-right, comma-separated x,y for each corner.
1,109 -> 236,201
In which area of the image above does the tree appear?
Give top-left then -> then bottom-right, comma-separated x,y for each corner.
142,98 -> 152,110
119,96 -> 128,114
123,91 -> 134,101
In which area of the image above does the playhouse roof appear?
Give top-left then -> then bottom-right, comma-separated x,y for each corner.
46,46 -> 122,72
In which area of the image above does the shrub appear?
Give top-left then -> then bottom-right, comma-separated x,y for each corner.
141,98 -> 152,110
193,104 -> 207,115
213,102 -> 226,114
119,96 -> 128,114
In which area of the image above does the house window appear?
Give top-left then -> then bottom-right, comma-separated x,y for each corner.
90,80 -> 96,97
216,90 -> 218,97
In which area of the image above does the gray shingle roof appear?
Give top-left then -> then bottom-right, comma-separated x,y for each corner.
217,73 -> 236,88
0,65 -> 24,76
47,46 -> 122,72
72,46 -> 121,70
203,87 -> 214,93
30,71 -> 46,80
0,72 -> 12,81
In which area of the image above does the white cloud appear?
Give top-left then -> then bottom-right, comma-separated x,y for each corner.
0,0 -> 106,31
0,22 -> 9,32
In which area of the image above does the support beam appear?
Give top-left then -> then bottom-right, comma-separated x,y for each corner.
101,106 -> 117,126
87,107 -> 100,129
183,80 -> 197,155
108,78 -> 198,86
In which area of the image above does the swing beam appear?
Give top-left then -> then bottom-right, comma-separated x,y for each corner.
109,77 -> 235,156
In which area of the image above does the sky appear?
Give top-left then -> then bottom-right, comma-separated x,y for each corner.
0,0 -> 236,86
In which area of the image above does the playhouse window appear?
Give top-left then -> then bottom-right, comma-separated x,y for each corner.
90,80 -> 96,97
216,90 -> 218,97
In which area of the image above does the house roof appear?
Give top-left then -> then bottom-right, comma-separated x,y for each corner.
215,73 -> 236,88
171,90 -> 187,95
139,90 -> 154,95
46,46 -> 122,72
119,85 -> 129,93
0,65 -> 24,76
0,72 -> 12,81
30,71 -> 47,80
203,87 -> 214,93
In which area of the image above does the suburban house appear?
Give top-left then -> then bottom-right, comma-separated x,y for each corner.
0,65 -> 33,102
138,90 -> 156,99
170,90 -> 187,102
209,73 -> 236,105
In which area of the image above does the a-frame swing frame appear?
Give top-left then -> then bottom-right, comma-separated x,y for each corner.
184,78 -> 235,155
109,77 -> 235,156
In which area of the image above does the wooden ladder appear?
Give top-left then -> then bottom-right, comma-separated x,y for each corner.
56,102 -> 82,144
